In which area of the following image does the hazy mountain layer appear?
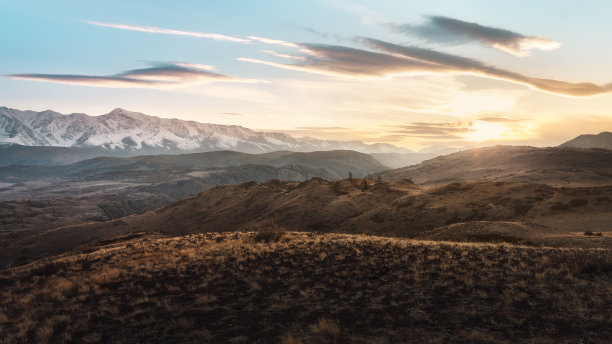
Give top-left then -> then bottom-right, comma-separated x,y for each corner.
559,131 -> 612,150
0,150 -> 388,230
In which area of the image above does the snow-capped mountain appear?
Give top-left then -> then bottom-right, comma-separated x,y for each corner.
0,107 -> 409,154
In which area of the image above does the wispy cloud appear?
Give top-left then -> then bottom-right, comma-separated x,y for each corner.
83,20 -> 297,49
239,44 -> 445,78
82,20 -> 249,43
478,116 -> 525,123
393,16 -> 560,57
248,36 -> 298,47
262,50 -> 307,61
294,126 -> 351,131
218,112 -> 247,116
8,62 -> 253,88
241,38 -> 612,97
387,122 -> 472,139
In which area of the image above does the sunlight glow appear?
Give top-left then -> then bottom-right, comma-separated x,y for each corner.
464,120 -> 509,142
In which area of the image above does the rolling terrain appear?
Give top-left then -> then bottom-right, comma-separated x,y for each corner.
0,150 -> 387,230
3,177 -> 610,268
372,146 -> 612,186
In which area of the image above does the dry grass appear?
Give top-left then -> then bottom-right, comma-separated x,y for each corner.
0,231 -> 610,343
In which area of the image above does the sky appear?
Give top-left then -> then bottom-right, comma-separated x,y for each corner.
2,0 -> 612,150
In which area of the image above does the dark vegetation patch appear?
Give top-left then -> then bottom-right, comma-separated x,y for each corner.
569,198 -> 589,207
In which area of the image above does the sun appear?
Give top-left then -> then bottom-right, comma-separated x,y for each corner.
464,120 -> 508,142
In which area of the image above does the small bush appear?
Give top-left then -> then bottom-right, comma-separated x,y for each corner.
550,203 -> 570,211
569,198 -> 588,207
331,181 -> 343,195
584,231 -> 594,236
252,224 -> 287,243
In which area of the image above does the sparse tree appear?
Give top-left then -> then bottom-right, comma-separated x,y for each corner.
348,171 -> 353,183
362,179 -> 369,190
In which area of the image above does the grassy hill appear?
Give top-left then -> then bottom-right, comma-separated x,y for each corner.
1,231 -> 610,343
4,178 -> 611,268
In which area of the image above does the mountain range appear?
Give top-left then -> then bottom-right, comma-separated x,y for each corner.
0,107 -> 409,155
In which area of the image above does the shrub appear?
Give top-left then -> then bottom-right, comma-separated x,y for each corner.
569,198 -> 588,207
584,231 -> 594,236
252,224 -> 287,243
331,181 -> 343,195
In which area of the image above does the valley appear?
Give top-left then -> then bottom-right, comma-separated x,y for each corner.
1,108 -> 611,343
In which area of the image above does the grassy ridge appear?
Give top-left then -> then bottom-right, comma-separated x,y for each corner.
1,232 -> 610,343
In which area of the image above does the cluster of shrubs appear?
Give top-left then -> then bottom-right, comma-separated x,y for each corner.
583,231 -> 603,236
252,224 -> 287,243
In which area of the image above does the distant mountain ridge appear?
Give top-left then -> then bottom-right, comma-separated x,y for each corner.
0,107 -> 409,155
559,132 -> 612,150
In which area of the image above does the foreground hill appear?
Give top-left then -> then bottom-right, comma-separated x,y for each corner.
4,178 -> 610,267
372,146 -> 612,186
560,131 -> 612,150
1,231 -> 610,343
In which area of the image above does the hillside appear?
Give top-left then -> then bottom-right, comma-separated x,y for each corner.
372,146 -> 612,186
1,231 -> 610,343
4,178 -> 611,267
0,150 -> 387,230
559,131 -> 612,150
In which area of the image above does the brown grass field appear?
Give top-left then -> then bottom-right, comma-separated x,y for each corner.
1,230 -> 610,343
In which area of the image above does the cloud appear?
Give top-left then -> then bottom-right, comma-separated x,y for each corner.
393,16 -> 560,57
262,50 -> 307,61
82,21 -> 249,43
294,126 -> 351,131
477,116 -> 524,123
239,44 -> 446,78
387,122 -> 472,138
83,21 -> 298,49
218,112 -> 247,116
241,38 -> 612,97
248,36 -> 298,48
8,62 -> 252,88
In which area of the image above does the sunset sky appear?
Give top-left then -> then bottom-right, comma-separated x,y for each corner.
2,0 -> 612,150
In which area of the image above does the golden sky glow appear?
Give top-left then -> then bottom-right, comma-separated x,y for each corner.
2,1 -> 612,151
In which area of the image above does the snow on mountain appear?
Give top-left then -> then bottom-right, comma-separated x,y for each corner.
0,107 -> 410,154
